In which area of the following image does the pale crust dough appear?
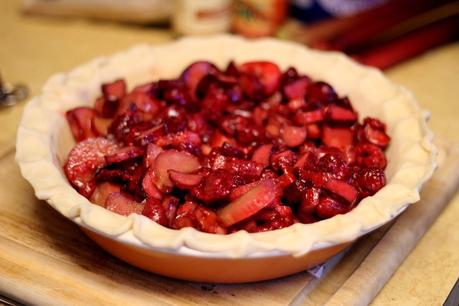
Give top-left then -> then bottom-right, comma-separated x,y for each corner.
15,35 -> 437,258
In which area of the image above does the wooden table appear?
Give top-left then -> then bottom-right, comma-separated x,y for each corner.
1,1 -> 458,305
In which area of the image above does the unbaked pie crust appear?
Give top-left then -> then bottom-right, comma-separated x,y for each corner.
16,35 -> 437,258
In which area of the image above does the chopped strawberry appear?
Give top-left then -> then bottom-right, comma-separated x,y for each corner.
105,192 -> 143,216
354,143 -> 387,169
315,196 -> 349,218
192,169 -> 244,204
299,187 -> 320,215
64,137 -> 119,198
173,201 -> 226,234
181,61 -> 219,99
118,91 -> 161,115
239,61 -> 281,97
218,179 -> 279,227
142,198 -> 168,226
356,167 -> 386,195
270,150 -> 297,172
306,81 -> 337,104
66,107 -> 98,142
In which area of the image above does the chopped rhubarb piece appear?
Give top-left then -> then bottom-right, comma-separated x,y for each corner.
168,170 -> 202,189
162,196 -> 179,226
92,117 -> 112,136
64,137 -> 119,198
282,125 -> 307,148
105,146 -> 144,164
102,79 -> 127,102
364,124 -> 391,149
142,198 -> 168,226
294,109 -> 325,125
142,169 -> 163,200
327,105 -> 358,123
144,143 -> 163,168
251,144 -> 273,167
66,107 -> 98,142
228,179 -> 268,202
239,61 -> 281,97
322,125 -> 354,149
218,179 -> 278,227
153,150 -> 201,191
324,179 -> 358,204
316,196 -> 349,218
105,192 -> 143,216
90,182 -> 121,206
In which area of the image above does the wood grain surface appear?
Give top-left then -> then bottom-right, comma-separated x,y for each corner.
0,143 -> 456,305
1,1 -> 459,304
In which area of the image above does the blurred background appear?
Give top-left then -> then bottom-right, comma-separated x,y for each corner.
18,0 -> 459,70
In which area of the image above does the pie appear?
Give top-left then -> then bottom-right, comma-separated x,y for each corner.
16,36 -> 436,257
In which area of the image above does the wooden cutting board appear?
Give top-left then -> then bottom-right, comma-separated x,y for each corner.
0,143 -> 457,306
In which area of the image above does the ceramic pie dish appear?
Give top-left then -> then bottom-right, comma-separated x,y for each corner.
16,35 -> 437,283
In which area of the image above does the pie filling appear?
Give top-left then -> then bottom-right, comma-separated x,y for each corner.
63,60 -> 390,234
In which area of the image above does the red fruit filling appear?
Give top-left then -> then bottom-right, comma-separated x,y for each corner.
63,60 -> 391,234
